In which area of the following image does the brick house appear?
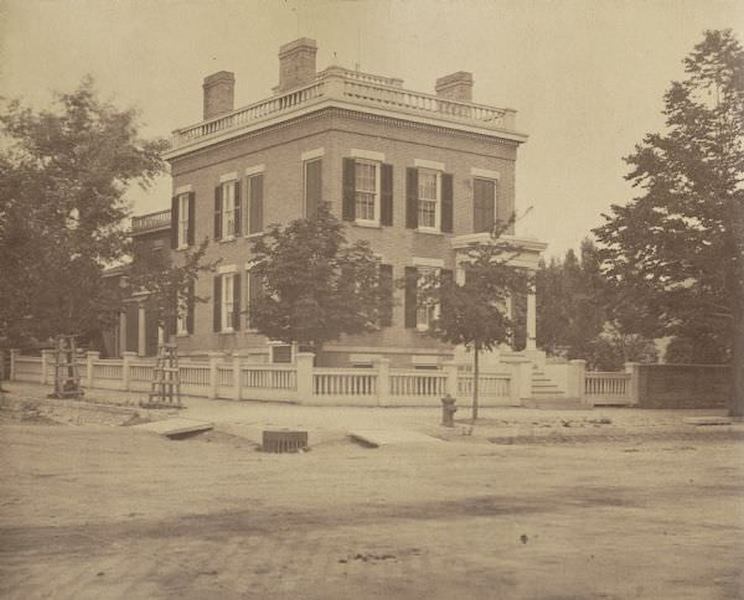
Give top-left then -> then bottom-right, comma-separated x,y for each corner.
114,38 -> 546,368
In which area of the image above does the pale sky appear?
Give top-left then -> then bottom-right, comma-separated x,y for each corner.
1,0 -> 742,257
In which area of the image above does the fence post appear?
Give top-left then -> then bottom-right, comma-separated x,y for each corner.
375,357 -> 391,407
41,349 -> 54,385
208,352 -> 221,400
568,359 -> 587,405
86,351 -> 100,390
122,351 -> 136,391
9,349 -> 19,381
509,362 -> 522,406
295,352 -> 315,403
232,353 -> 242,401
625,362 -> 640,405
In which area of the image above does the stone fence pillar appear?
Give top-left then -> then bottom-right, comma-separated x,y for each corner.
86,351 -> 100,390
568,359 -> 587,405
9,349 -> 19,381
295,352 -> 315,403
122,351 -> 137,391
207,352 -> 222,400
374,357 -> 391,407
41,349 -> 55,385
625,362 -> 640,405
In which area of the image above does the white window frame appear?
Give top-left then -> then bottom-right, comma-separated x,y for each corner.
221,179 -> 237,240
353,158 -> 381,226
417,168 -> 441,233
177,193 -> 190,249
221,272 -> 235,333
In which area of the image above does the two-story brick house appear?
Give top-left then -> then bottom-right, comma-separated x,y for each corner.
120,38 -> 546,367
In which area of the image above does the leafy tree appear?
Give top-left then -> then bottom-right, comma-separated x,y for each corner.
536,239 -> 607,360
248,204 -> 388,358
127,238 -> 217,342
0,77 -> 167,346
593,29 -> 744,415
418,222 -> 530,420
587,325 -> 659,371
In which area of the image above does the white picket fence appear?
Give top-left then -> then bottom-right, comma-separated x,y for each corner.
7,350 -> 517,407
7,350 -> 640,407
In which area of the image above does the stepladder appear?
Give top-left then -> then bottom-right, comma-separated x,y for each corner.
142,343 -> 183,409
49,335 -> 83,399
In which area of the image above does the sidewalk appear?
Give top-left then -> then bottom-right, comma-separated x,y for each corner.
2,381 -> 740,447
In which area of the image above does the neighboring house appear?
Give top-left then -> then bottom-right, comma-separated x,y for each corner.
117,38 -> 546,366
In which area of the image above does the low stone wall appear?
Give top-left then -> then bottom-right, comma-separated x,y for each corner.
636,364 -> 730,409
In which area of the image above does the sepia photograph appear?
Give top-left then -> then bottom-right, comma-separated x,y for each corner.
0,0 -> 743,598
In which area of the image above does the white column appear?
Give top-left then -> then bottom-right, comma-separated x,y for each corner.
374,357 -> 391,407
122,351 -> 136,391
295,352 -> 315,404
137,303 -> 146,357
526,291 -> 537,351
86,351 -> 100,390
232,352 -> 242,401
118,311 -> 127,358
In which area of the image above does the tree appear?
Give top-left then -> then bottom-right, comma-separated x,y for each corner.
536,239 -> 607,360
128,238 -> 218,341
248,204 -> 389,358
0,77 -> 167,346
419,222 -> 530,420
593,30 -> 744,415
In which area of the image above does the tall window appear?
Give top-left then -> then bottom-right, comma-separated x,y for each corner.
416,266 -> 439,331
354,160 -> 379,223
221,273 -> 235,332
246,173 -> 263,234
177,193 -> 189,248
417,169 -> 440,230
222,180 -> 236,238
473,178 -> 496,233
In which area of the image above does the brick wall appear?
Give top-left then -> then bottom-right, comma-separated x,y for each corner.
637,364 -> 730,409
168,108 -> 520,364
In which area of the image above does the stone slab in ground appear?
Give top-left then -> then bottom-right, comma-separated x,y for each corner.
682,416 -> 733,426
134,418 -> 213,438
349,429 -> 443,447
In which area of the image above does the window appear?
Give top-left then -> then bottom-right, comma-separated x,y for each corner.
222,273 -> 235,332
354,160 -> 379,223
415,266 -> 438,331
213,270 -> 241,333
473,178 -> 496,233
214,178 -> 241,240
272,344 -> 292,364
304,158 -> 322,218
222,181 -> 236,238
177,193 -> 189,248
417,169 -> 440,230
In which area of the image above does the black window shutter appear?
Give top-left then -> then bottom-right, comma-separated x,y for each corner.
187,192 -> 196,246
186,280 -> 195,334
214,186 -> 222,240
248,270 -> 263,328
342,158 -> 355,221
170,196 -> 179,249
441,173 -> 453,233
379,263 -> 393,327
473,179 -> 495,233
404,266 -> 418,328
305,160 -> 322,218
234,181 -> 242,236
213,276 -> 222,332
232,273 -> 241,331
406,168 -> 418,229
248,175 -> 264,234
168,288 -> 178,337
380,164 -> 393,226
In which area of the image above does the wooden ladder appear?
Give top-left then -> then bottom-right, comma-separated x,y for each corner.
50,335 -> 83,399
143,343 -> 182,408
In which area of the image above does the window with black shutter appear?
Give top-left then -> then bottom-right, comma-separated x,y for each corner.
404,266 -> 418,328
379,263 -> 393,326
473,178 -> 495,233
248,173 -> 264,234
304,159 -> 322,218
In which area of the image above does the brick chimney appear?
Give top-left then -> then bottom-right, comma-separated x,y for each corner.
435,71 -> 474,102
203,71 -> 235,120
278,38 -> 318,92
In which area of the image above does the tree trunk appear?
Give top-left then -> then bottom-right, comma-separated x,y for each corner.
472,346 -> 480,421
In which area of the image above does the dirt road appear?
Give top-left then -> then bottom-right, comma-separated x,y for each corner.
1,419 -> 742,599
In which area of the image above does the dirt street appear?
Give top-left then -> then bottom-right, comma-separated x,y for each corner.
0,406 -> 743,599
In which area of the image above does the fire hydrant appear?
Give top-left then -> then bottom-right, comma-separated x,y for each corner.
441,394 -> 457,427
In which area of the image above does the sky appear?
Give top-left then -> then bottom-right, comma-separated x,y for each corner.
1,0 -> 742,257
